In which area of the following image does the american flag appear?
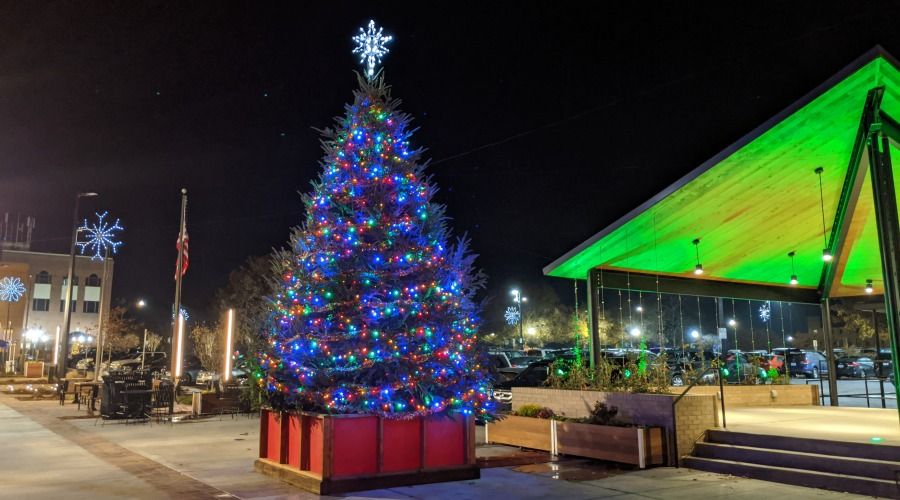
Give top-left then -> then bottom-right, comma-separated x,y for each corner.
175,227 -> 189,279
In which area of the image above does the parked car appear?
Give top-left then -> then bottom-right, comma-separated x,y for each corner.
196,364 -> 249,386
491,358 -> 556,404
105,352 -> 167,377
784,349 -> 829,379
700,353 -> 768,384
835,356 -> 877,378
508,355 -> 541,368
487,352 -> 522,381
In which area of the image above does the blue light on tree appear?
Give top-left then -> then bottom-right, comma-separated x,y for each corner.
504,306 -> 520,326
0,276 -> 26,302
77,211 -> 124,261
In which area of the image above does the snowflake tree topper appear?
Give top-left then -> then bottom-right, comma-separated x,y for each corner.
504,306 -> 520,326
352,20 -> 393,80
77,211 -> 124,261
0,276 -> 26,302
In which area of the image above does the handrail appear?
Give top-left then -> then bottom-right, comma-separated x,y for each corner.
670,360 -> 726,466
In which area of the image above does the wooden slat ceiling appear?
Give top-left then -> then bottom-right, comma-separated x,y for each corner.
545,50 -> 900,297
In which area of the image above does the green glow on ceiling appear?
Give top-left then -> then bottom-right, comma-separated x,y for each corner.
546,54 -> 900,296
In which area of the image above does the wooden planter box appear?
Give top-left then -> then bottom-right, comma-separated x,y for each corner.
255,408 -> 479,494
486,415 -> 664,468
484,414 -> 553,452
556,421 -> 664,468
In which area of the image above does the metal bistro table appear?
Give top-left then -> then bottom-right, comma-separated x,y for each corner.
73,381 -> 102,412
120,388 -> 154,422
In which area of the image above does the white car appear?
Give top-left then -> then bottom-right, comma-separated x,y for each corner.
197,366 -> 249,385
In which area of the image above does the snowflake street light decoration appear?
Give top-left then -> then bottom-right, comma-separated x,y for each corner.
504,306 -> 520,326
77,211 -> 124,261
759,301 -> 771,323
172,305 -> 189,322
352,20 -> 393,80
0,276 -> 26,302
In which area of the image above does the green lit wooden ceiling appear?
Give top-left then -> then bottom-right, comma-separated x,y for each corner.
545,50 -> 900,297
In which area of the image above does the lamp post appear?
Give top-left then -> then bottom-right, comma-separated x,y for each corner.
57,192 -> 98,380
511,289 -> 527,348
136,299 -> 147,370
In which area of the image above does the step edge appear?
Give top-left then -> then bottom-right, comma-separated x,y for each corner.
684,456 -> 900,486
695,442 -> 900,466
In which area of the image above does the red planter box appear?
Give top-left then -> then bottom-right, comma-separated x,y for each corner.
255,408 -> 479,494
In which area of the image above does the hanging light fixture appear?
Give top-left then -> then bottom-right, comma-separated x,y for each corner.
865,279 -> 874,294
815,167 -> 833,262
788,251 -> 798,285
692,238 -> 704,275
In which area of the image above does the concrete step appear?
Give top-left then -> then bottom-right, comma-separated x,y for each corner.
706,429 -> 900,462
693,442 -> 900,481
684,456 -> 900,499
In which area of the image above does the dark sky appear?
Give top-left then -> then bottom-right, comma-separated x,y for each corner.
2,1 -> 900,330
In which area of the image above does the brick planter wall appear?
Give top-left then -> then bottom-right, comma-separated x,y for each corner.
512,387 -> 718,463
664,384 -> 819,406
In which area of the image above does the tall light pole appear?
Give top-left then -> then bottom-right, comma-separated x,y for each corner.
57,192 -> 97,380
511,289 -> 527,349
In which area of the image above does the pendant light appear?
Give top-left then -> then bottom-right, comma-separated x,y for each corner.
692,238 -> 703,275
815,167 -> 833,262
788,251 -> 798,285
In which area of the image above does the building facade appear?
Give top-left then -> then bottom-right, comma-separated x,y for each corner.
0,248 -> 113,362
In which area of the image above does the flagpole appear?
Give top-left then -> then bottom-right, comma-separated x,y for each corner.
171,188 -> 187,386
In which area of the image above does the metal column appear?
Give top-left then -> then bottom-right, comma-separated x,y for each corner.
587,268 -> 600,368
867,127 -> 900,423
820,298 -> 839,406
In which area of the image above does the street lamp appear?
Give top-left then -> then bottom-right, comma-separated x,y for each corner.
511,289 -> 527,348
691,330 -> 700,340
58,191 -> 98,380
137,299 -> 147,308
526,326 -> 537,336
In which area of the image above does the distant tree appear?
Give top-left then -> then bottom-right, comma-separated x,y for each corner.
213,255 -> 275,354
144,332 -> 162,353
104,306 -> 141,354
190,323 -> 221,371
832,303 -> 876,343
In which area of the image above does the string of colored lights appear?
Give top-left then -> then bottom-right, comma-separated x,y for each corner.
260,76 -> 492,419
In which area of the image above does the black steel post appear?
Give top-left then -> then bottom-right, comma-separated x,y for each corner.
587,269 -> 600,368
821,298 -> 839,406
867,128 -> 900,424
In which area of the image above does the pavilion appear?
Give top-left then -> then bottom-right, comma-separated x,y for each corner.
544,47 -> 900,419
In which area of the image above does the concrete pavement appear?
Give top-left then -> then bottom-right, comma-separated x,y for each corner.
0,393 -> 871,499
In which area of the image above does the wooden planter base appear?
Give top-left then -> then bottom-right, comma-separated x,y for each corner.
255,458 -> 479,495
257,408 -> 478,494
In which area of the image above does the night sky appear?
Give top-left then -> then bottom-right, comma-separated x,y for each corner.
3,2 -> 900,330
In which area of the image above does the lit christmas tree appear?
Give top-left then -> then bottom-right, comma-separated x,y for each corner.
260,37 -> 492,419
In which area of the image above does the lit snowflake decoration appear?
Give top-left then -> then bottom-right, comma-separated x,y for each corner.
504,306 -> 520,326
0,276 -> 26,302
352,20 -> 393,80
172,306 -> 189,322
77,211 -> 124,261
759,301 -> 771,323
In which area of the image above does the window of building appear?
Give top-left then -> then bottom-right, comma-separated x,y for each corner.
60,300 -> 76,313
35,271 -> 51,284
83,301 -> 99,313
62,276 -> 79,286
32,298 -> 50,311
85,274 -> 100,287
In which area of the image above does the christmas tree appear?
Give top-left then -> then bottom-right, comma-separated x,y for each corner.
260,72 -> 493,419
